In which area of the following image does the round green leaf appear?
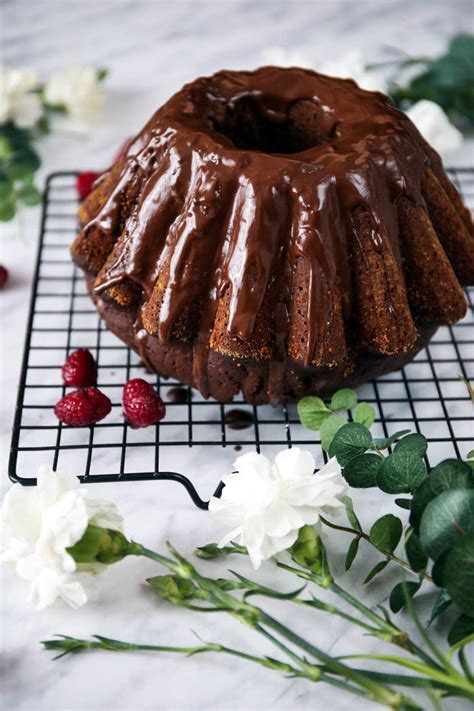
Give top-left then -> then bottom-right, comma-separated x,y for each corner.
369,514 -> 403,554
0,197 -> 16,221
443,530 -> 474,617
0,178 -> 13,201
353,402 -> 375,428
330,388 -> 357,412
405,529 -> 428,572
419,489 -> 474,560
429,589 -> 453,625
17,184 -> 42,206
377,451 -> 427,494
320,414 -> 347,452
297,396 -> 331,431
389,580 -> 421,613
410,459 -> 474,531
432,551 -> 448,587
448,614 -> 474,646
328,422 -> 372,466
394,433 -> 428,457
343,453 -> 382,488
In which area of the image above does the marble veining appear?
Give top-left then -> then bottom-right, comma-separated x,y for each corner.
1,1 -> 473,709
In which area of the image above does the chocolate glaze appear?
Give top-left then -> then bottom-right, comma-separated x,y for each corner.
79,67 -> 451,404
167,386 -> 189,404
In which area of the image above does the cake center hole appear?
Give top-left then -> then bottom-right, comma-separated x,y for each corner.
209,95 -> 333,154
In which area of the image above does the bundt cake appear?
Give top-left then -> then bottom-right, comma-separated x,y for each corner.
71,67 -> 474,405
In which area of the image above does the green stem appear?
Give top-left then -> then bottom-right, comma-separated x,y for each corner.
258,611 -> 404,707
319,516 -> 433,584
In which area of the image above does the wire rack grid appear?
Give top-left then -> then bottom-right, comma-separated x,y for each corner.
8,170 -> 474,509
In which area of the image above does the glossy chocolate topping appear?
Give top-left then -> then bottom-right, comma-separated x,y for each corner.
81,67 -> 445,400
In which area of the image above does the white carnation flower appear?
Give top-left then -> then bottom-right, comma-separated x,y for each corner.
0,66 -> 42,128
209,448 -> 346,569
406,99 -> 463,158
44,66 -> 105,124
319,51 -> 387,93
0,464 -> 123,609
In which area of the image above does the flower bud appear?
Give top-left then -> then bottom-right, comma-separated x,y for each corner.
290,525 -> 333,588
67,524 -> 139,565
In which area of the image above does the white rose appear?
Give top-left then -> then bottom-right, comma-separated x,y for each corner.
209,448 -> 346,569
0,464 -> 123,609
44,66 -> 105,124
0,66 -> 42,128
406,99 -> 463,158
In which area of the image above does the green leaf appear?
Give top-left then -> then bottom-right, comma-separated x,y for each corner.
429,589 -> 453,625
290,525 -> 333,588
395,498 -> 411,510
328,422 -> 372,466
17,184 -> 42,206
343,453 -> 382,488
9,147 -> 40,178
443,530 -> 474,616
369,514 -> 403,554
372,429 -> 411,450
467,450 -> 474,460
410,458 -> 474,531
363,559 -> 389,584
377,451 -> 427,494
297,396 -> 331,431
389,581 -> 421,613
0,135 -> 12,159
448,614 -> 474,646
330,388 -> 357,411
319,414 -> 347,452
431,551 -> 448,587
345,537 -> 360,571
405,529 -> 428,573
97,67 -> 108,81
353,402 -> 375,428
342,495 -> 362,532
394,433 -> 428,458
0,177 -> 13,201
419,489 -> 474,560
0,197 -> 16,221
36,115 -> 51,134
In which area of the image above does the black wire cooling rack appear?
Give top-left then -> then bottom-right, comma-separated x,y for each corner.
8,170 -> 474,509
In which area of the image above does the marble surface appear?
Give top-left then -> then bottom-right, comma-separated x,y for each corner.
1,2 -> 473,710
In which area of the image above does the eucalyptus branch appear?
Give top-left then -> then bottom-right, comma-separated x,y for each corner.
319,515 -> 433,584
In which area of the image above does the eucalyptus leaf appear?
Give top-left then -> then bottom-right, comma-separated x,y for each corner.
419,489 -> 474,560
363,559 -> 389,584
330,388 -> 357,411
297,396 -> 331,431
410,458 -> 474,531
17,184 -> 42,206
328,422 -> 372,466
395,498 -> 411,510
428,589 -> 453,625
0,197 -> 16,221
319,414 -> 347,452
369,514 -> 403,554
394,433 -> 428,458
443,531 -> 474,617
343,453 -> 382,488
431,551 -> 448,587
377,450 -> 427,494
353,402 -> 376,428
448,614 -> 474,646
342,495 -> 362,532
345,537 -> 360,571
389,581 -> 421,614
405,529 -> 428,573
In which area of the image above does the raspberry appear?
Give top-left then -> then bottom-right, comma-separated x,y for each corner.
122,378 -> 166,428
54,388 -> 111,426
0,265 -> 8,289
62,348 -> 98,387
76,171 -> 101,200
